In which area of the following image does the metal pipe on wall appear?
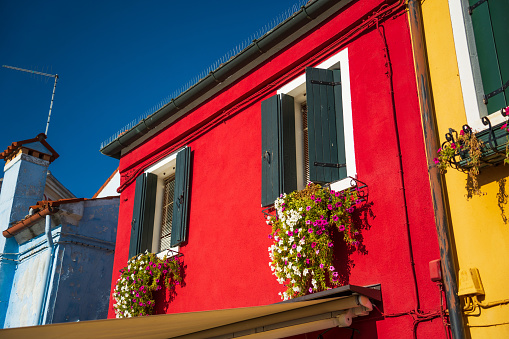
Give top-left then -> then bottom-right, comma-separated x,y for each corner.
406,0 -> 466,338
36,214 -> 55,325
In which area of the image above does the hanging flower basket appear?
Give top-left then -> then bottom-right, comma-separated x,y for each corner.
265,182 -> 365,301
112,251 -> 183,318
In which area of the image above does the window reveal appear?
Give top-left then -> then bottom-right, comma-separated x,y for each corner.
160,175 -> 175,251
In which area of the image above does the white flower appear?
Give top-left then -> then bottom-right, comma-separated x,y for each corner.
296,245 -> 302,252
289,236 -> 294,243
299,238 -> 305,245
303,269 -> 309,276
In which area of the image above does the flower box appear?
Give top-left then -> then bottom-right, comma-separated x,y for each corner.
456,119 -> 508,170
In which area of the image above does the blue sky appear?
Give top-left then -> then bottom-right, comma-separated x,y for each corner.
0,0 -> 303,198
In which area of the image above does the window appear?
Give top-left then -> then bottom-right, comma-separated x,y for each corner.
129,147 -> 191,258
261,48 -> 355,206
450,0 -> 509,130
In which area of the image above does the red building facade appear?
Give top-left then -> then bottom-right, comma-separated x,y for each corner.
102,0 -> 448,337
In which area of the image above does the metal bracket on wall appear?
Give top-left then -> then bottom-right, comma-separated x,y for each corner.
310,80 -> 341,86
314,162 -> 346,168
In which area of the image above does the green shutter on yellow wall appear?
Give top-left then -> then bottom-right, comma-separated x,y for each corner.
305,67 -> 346,184
261,94 -> 297,207
469,0 -> 509,112
129,173 -> 157,258
170,146 -> 191,247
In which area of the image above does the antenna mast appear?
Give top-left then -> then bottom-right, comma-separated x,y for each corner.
2,65 -> 59,136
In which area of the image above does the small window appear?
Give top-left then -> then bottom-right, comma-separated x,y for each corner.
129,147 -> 191,258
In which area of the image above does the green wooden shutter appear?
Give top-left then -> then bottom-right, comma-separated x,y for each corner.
170,147 -> 191,247
306,67 -> 347,184
129,173 -> 157,258
469,0 -> 509,112
261,94 -> 297,207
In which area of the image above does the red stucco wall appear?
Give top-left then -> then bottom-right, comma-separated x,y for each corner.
108,1 -> 446,337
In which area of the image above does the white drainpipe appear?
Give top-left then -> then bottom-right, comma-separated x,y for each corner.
35,214 -> 55,325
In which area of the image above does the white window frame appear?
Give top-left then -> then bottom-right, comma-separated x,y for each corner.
449,0 -> 506,131
277,47 -> 356,193
145,147 -> 184,257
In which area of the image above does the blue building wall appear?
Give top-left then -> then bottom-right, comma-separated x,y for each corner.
0,154 -> 49,324
2,198 -> 118,328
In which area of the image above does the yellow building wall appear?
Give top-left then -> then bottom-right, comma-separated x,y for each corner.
420,0 -> 509,337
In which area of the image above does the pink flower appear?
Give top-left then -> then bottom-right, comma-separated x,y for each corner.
316,249 -> 320,255
268,234 -> 272,239
460,130 -> 465,136
288,231 -> 293,236
292,244 -> 297,249
451,143 -> 456,149
308,228 -> 313,234
437,148 -> 442,153
433,158 -> 439,164
315,198 -> 322,203
339,225 -> 345,231
306,206 -> 311,211
501,123 -> 508,130
306,258 -> 310,264
319,264 -> 324,269
329,266 -> 335,271
297,253 -> 302,257
332,215 -> 339,222
309,288 -> 313,293
328,204 -> 333,210
305,220 -> 311,225
328,242 -> 333,247
311,242 -> 316,248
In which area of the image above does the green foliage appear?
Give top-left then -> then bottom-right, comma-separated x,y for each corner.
435,130 -> 484,197
267,183 -> 361,300
113,251 -> 183,318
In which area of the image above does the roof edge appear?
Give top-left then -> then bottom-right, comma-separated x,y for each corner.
100,0 -> 344,159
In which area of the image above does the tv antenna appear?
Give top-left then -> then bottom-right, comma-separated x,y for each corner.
2,65 -> 59,136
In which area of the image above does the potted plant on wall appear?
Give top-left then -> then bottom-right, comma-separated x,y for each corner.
435,107 -> 509,196
112,251 -> 183,318
266,182 -> 363,300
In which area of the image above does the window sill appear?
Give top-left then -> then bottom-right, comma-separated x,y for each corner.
330,176 -> 357,193
156,247 -> 180,260
468,107 -> 507,132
